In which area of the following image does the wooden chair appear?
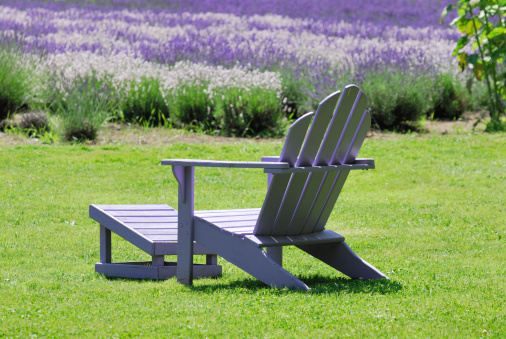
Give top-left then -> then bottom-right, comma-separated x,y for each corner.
162,85 -> 387,290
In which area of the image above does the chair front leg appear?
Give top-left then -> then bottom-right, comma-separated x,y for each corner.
172,165 -> 195,285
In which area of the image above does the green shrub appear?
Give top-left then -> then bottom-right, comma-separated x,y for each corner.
0,47 -> 32,121
49,74 -> 116,142
117,77 -> 170,126
361,71 -> 435,130
19,111 -> 51,136
168,85 -> 216,130
214,87 -> 285,136
432,73 -> 469,120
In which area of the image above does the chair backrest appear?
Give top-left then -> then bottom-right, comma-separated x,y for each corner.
254,85 -> 371,236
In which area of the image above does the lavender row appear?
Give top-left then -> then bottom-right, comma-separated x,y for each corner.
0,4 -> 458,78
1,0 -> 455,28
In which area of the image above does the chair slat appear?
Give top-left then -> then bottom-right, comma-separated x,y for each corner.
254,174 -> 291,235
315,85 -> 360,166
270,172 -> 310,235
285,171 -> 326,235
313,111 -> 371,231
264,91 -> 341,236
296,91 -> 341,167
332,92 -> 368,165
253,112 -> 314,235
278,87 -> 364,235
279,112 -> 315,166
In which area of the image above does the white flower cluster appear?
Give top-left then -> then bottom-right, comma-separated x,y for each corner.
40,51 -> 282,102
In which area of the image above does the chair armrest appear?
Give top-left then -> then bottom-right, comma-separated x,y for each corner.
161,159 -> 290,169
264,162 -> 375,174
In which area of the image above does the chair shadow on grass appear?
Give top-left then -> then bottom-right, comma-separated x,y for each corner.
101,273 -> 401,294
189,274 -> 402,295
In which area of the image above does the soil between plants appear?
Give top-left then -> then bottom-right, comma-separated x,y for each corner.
0,111 -> 488,146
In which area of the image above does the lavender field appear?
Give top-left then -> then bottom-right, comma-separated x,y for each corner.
0,0 -> 484,137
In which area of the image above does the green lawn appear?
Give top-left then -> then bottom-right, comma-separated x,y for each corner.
1,133 -> 505,337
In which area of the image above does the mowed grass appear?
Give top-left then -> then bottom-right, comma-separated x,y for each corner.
0,133 -> 505,337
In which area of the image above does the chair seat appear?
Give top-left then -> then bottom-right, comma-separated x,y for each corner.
195,208 -> 260,238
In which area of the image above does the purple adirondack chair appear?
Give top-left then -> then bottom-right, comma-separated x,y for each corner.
162,85 -> 387,290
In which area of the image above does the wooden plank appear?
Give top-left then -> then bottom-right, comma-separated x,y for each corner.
244,229 -> 345,248
278,112 -> 315,166
254,173 -> 291,235
314,85 -> 361,166
220,226 -> 256,233
271,172 -> 310,235
95,262 -> 159,279
355,158 -> 374,165
263,163 -> 374,174
312,170 -> 351,232
200,215 -> 259,223
145,234 -> 179,242
297,91 -> 341,167
332,91 -> 368,165
285,171 -> 327,235
297,242 -> 387,280
343,111 -> 372,164
136,229 -> 178,235
97,204 -> 175,211
129,223 -> 178,229
89,205 -> 154,255
107,210 -> 178,217
95,262 -> 222,280
300,171 -> 346,234
195,210 -> 260,217
212,220 -> 257,228
194,219 -> 309,290
153,242 -> 216,255
100,224 -> 111,263
176,165 -> 194,286
161,159 -> 290,169
117,217 -> 178,223
195,208 -> 261,214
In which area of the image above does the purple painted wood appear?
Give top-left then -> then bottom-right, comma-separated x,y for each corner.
297,91 -> 341,167
136,229 -> 178,235
100,224 -> 111,263
314,85 -> 361,166
200,215 -> 258,222
108,210 -> 178,217
117,217 -> 178,223
175,165 -> 195,285
129,223 -> 178,229
155,85 -> 387,288
195,209 -> 260,217
100,204 -> 175,211
162,159 -> 289,169
275,88 -> 370,236
278,112 -> 315,166
212,220 -> 257,228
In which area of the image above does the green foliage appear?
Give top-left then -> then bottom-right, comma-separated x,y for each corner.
0,135 -> 505,336
168,85 -> 216,130
117,77 -> 170,126
361,71 -> 435,130
49,74 -> 116,142
442,0 -> 506,130
432,73 -> 469,120
214,88 -> 285,137
167,85 -> 285,137
0,46 -> 32,121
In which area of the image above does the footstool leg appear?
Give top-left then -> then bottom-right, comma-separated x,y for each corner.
100,224 -> 111,264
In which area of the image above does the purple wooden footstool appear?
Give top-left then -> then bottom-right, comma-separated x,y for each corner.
89,204 -> 221,280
